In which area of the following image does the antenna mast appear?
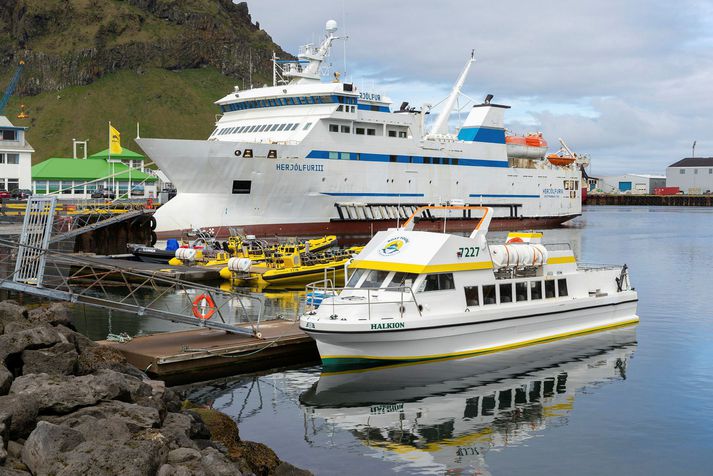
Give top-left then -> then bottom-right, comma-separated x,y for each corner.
430,51 -> 475,136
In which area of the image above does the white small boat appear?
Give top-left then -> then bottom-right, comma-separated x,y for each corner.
299,206 -> 638,370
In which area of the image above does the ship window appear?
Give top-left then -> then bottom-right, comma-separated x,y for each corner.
356,127 -> 365,135
530,281 -> 542,300
260,125 -> 270,132
277,124 -> 286,131
210,128 -> 218,136
387,272 -> 418,289
267,150 -> 277,159
464,286 -> 479,306
422,273 -> 455,292
232,180 -> 251,194
516,282 -> 528,301
545,280 -> 555,298
340,152 -> 351,160
399,131 -> 407,138
328,152 -> 339,159
388,130 -> 397,137
482,285 -> 496,305
341,125 -> 350,133
361,270 -> 390,289
291,123 -> 300,130
370,105 -> 380,112
452,158 -> 459,165
337,105 -> 344,112
346,269 -> 366,287
389,155 -> 397,163
270,124 -> 280,131
433,157 -> 442,165
303,122 -> 312,130
367,128 -> 376,136
243,149 -> 253,158
499,283 -> 512,303
557,279 -> 568,297
424,157 -> 431,164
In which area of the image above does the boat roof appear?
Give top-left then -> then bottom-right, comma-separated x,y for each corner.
350,229 -> 492,274
216,82 -> 392,106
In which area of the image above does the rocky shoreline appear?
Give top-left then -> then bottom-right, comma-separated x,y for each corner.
0,301 -> 311,476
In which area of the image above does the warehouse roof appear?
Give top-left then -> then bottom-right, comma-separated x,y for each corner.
32,158 -> 157,182
668,157 -> 713,167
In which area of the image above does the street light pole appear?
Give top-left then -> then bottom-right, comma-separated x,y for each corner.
692,140 -> 696,158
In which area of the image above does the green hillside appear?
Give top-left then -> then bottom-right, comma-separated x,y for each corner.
4,66 -> 267,162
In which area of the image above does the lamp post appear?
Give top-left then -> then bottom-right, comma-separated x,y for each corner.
692,140 -> 696,158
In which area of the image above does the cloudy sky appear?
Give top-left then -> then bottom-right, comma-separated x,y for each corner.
248,0 -> 713,176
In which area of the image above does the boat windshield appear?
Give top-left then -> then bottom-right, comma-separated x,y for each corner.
360,270 -> 390,289
386,272 -> 418,289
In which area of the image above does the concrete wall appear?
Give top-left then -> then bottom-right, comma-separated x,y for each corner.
666,166 -> 713,194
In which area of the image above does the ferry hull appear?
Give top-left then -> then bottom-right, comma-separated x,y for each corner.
155,214 -> 578,240
303,297 -> 639,371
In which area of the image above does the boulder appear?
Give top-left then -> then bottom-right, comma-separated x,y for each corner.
200,447 -> 244,476
41,400 -> 161,435
0,365 -> 11,395
55,430 -> 169,476
56,324 -> 97,354
274,462 -> 313,476
160,412 -> 197,450
167,447 -> 201,464
9,370 -> 137,414
21,421 -> 84,475
1,321 -> 33,335
0,326 -> 64,361
75,344 -> 145,379
233,440 -> 280,476
27,303 -> 72,328
21,342 -> 78,375
0,395 -> 39,440
0,302 -> 27,335
6,440 -> 23,459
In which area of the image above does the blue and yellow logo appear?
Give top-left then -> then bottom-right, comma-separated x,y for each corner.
378,236 -> 409,256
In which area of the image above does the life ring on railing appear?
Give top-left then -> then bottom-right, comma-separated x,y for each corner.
192,293 -> 216,320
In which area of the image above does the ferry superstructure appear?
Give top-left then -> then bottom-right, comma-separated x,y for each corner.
137,21 -> 582,238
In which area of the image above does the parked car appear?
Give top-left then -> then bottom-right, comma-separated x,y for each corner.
0,189 -> 10,199
11,189 -> 31,199
90,189 -> 116,199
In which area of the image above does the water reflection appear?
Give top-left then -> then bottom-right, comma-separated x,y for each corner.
200,326 -> 636,475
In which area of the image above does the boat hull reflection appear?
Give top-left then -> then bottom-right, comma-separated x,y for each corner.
300,326 -> 637,474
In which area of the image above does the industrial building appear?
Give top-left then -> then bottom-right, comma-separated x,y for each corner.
596,174 -> 666,194
666,158 -> 713,194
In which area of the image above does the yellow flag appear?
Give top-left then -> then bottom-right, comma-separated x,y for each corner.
110,125 -> 122,155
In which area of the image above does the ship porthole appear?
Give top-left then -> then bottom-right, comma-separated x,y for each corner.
234,150 -> 242,157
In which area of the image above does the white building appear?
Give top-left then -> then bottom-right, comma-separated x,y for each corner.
596,174 -> 666,194
666,158 -> 713,194
0,115 -> 33,192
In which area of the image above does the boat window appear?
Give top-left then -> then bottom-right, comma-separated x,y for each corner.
387,272 -> 418,289
337,105 -> 344,112
557,279 -> 568,297
303,123 -> 312,130
545,280 -> 556,298
367,128 -> 376,136
232,180 -> 251,194
260,125 -> 270,132
530,281 -> 542,300
516,282 -> 528,302
346,269 -> 366,288
356,127 -> 365,135
483,285 -> 496,305
210,128 -> 218,136
277,124 -> 286,131
361,270 -> 390,289
464,286 -> 479,306
340,152 -> 351,160
422,273 -> 455,292
388,130 -> 397,137
329,152 -> 339,159
341,125 -> 350,133
291,123 -> 300,130
270,124 -> 280,131
499,283 -> 513,303
399,131 -> 407,138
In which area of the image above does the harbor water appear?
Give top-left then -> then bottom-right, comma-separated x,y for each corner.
70,206 -> 713,475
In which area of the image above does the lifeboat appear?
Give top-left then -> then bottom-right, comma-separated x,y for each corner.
546,154 -> 576,167
505,132 -> 548,159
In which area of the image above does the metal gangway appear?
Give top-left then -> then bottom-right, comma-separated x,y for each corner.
0,197 -> 265,337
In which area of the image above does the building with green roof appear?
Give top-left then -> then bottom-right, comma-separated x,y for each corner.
32,144 -> 158,199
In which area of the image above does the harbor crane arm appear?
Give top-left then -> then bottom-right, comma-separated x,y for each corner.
0,60 -> 25,115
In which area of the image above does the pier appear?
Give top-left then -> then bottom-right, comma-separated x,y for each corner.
586,194 -> 713,206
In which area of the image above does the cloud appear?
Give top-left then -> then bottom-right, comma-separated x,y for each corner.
248,0 -> 713,174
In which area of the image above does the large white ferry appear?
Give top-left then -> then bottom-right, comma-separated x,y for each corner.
137,21 -> 582,239
300,206 -> 638,370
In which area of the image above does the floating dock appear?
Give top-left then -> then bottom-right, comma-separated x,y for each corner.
87,256 -> 222,283
101,319 -> 317,385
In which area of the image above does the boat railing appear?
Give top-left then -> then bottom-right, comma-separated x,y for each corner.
577,263 -> 623,271
305,280 -> 422,319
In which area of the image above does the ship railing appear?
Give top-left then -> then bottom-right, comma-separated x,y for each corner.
543,243 -> 572,251
577,263 -> 623,271
305,280 -> 422,320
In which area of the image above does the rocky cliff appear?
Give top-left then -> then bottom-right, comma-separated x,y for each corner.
0,0 -> 287,95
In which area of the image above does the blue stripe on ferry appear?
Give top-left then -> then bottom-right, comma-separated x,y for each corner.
457,127 -> 506,144
469,193 -> 540,198
321,192 -> 425,197
305,150 -> 508,168
357,103 -> 390,112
